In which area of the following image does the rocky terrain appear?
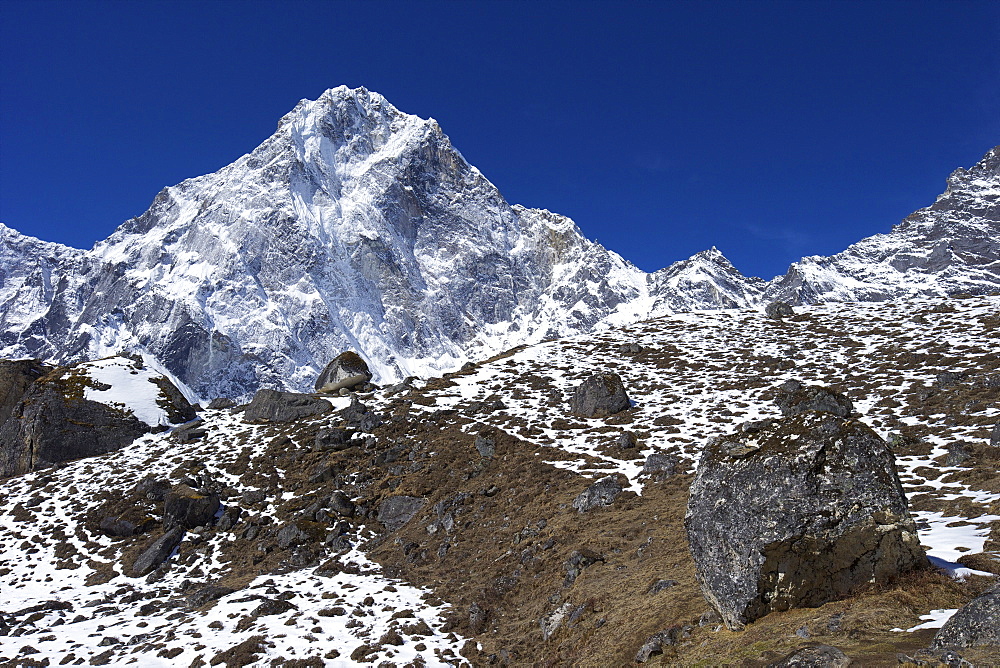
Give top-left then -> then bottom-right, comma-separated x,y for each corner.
0,293 -> 997,666
0,86 -> 996,401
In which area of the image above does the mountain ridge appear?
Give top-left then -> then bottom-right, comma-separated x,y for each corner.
0,86 -> 996,400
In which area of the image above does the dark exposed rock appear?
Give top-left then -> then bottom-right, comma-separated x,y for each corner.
469,602 -> 488,633
765,301 -> 795,319
170,418 -> 206,443
648,579 -> 679,594
991,423 -> 1000,448
186,585 -> 236,609
377,496 -> 425,531
563,549 -> 603,586
474,430 -> 496,458
276,521 -> 324,549
314,427 -> 351,451
0,359 -> 50,426
315,351 -> 372,393
338,396 -> 382,432
932,583 -> 1000,648
943,441 -> 972,467
243,389 -> 332,424
0,364 -> 166,477
99,514 -> 155,538
619,431 -> 637,449
936,371 -> 968,388
131,527 -> 185,577
134,475 -> 170,502
329,491 -> 355,518
568,372 -> 630,418
635,627 -> 681,663
572,475 -> 624,512
774,380 -> 853,418
164,485 -> 220,530
685,411 -> 926,631
641,453 -> 677,476
206,397 -> 236,410
768,644 -> 851,667
216,506 -> 242,532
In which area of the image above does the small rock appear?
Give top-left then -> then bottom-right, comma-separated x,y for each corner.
163,485 -> 220,530
649,579 -> 679,594
572,475 -> 623,513
540,602 -> 574,641
619,431 -> 637,449
474,430 -> 496,458
131,527 -> 185,577
186,585 -> 235,609
944,441 -> 972,467
330,491 -> 356,518
243,389 -> 332,424
641,453 -> 677,476
635,628 -> 679,663
990,423 -> 1000,448
563,549 -> 603,586
769,644 -> 850,667
206,397 -> 236,410
469,603 -> 487,633
314,427 -> 352,451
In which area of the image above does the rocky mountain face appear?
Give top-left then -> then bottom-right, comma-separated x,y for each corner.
0,86 -> 996,400
765,146 -> 1000,303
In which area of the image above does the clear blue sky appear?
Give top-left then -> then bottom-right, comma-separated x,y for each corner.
1,0 -> 997,279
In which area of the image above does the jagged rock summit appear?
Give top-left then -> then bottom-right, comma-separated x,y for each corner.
0,85 -> 996,401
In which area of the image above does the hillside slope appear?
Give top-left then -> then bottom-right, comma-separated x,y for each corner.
1,294 -> 997,666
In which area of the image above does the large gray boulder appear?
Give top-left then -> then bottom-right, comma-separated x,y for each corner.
0,358 -> 195,478
569,372 -> 630,418
774,380 -> 853,418
243,389 -> 332,424
315,351 -> 372,393
932,583 -> 1000,649
685,411 -> 926,631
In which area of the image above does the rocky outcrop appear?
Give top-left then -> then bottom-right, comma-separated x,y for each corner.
315,351 -> 373,393
1,374 -> 149,478
0,357 -> 194,478
685,411 -> 926,630
0,359 -> 50,425
569,373 -> 630,418
932,583 -> 1000,649
243,389 -> 332,424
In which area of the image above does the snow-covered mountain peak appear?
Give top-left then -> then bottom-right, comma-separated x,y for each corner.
0,86 -> 995,400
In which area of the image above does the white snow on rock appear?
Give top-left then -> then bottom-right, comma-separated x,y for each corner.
0,87 -> 995,402
80,356 -> 177,427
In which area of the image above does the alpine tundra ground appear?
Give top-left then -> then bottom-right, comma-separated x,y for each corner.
1,294 -> 998,666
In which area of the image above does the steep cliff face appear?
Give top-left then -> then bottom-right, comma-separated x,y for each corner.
0,86 -> 996,399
